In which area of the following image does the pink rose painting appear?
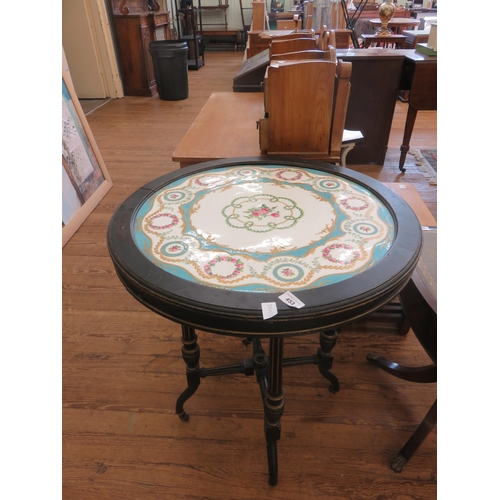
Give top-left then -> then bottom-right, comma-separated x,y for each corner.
245,204 -> 280,220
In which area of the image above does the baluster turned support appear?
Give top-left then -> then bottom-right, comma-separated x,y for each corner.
175,325 -> 201,421
391,399 -> 437,472
264,337 -> 285,486
317,328 -> 340,393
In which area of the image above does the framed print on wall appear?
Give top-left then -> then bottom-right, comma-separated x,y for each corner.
62,48 -> 112,247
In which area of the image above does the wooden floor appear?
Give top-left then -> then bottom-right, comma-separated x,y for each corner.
63,51 -> 437,499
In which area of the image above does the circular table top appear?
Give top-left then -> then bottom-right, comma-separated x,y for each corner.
108,158 -> 422,337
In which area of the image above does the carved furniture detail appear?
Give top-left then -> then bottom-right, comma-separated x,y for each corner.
110,0 -> 173,96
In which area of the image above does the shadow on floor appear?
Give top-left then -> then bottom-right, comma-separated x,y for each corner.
79,98 -> 111,116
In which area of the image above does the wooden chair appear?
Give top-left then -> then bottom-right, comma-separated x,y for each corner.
276,18 -> 302,30
259,58 -> 353,164
260,60 -> 337,156
318,27 -> 333,51
330,59 -> 352,161
315,25 -> 349,50
270,47 -> 336,63
269,37 -> 317,57
303,1 -> 313,30
333,29 -> 352,49
250,0 -> 267,31
260,30 -> 316,43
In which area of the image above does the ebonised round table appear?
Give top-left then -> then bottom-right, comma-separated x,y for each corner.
107,157 -> 422,486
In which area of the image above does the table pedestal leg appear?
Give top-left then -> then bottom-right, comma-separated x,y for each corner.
391,399 -> 437,473
176,325 -> 201,422
317,329 -> 340,393
367,354 -> 437,383
399,106 -> 418,173
264,337 -> 285,486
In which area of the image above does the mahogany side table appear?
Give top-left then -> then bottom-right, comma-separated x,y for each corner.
398,50 -> 437,172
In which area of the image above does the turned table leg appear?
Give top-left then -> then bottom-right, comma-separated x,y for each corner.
399,106 -> 418,173
264,337 -> 285,486
175,325 -> 201,421
317,328 -> 340,393
391,399 -> 437,473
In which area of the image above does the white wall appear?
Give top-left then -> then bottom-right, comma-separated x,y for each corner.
196,0 -> 255,31
63,0 -> 105,97
62,0 -> 123,99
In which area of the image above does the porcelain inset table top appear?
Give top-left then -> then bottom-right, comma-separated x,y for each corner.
108,158 -> 422,336
133,164 -> 395,293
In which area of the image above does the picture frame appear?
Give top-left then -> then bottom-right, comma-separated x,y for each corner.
62,47 -> 113,247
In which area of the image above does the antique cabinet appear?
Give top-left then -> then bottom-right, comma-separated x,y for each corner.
110,1 -> 173,96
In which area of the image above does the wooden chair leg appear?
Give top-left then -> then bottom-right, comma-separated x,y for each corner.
367,353 -> 436,383
391,399 -> 437,473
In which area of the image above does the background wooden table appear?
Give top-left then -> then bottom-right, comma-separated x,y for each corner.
172,92 -> 263,168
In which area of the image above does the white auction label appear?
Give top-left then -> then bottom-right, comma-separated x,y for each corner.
261,302 -> 278,319
278,291 -> 305,309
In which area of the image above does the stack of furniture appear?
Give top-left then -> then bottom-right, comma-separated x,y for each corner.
247,29 -> 351,59
234,29 -> 319,94
247,30 -> 311,59
176,29 -> 362,168
275,10 -> 303,30
268,36 -> 317,56
234,20 -> 349,93
235,15 -> 436,167
109,0 -> 173,96
245,0 -> 350,59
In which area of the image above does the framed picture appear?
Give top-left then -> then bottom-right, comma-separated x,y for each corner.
62,48 -> 112,247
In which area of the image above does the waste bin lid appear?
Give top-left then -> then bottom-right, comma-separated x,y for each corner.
149,41 -> 188,51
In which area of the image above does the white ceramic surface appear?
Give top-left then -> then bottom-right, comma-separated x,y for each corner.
133,165 -> 395,292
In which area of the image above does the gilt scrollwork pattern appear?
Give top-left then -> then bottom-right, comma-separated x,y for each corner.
132,165 -> 395,292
